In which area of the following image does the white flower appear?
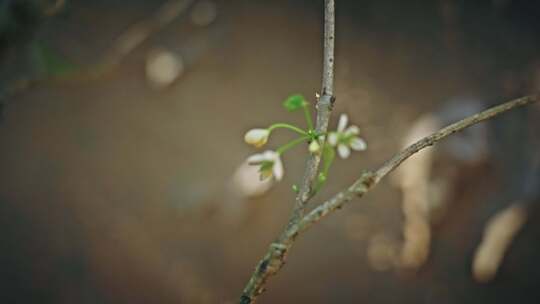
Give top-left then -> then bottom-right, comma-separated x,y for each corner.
328,114 -> 367,159
244,128 -> 270,148
232,160 -> 273,197
247,150 -> 284,181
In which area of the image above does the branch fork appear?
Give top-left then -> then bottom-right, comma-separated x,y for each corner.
238,0 -> 539,302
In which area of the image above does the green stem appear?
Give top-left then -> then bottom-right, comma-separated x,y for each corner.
277,136 -> 310,155
268,123 -> 308,136
314,143 -> 335,193
302,105 -> 314,130
322,146 -> 335,176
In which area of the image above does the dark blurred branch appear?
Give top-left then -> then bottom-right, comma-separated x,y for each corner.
102,0 -> 196,69
1,0 -> 196,100
239,89 -> 538,303
62,0 -> 197,77
43,0 -> 66,16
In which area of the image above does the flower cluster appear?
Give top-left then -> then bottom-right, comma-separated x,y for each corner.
243,94 -> 367,187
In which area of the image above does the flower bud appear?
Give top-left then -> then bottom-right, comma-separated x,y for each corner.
244,129 -> 270,148
309,140 -> 321,154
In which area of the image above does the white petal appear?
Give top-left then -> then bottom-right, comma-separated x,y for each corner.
328,132 -> 338,146
273,155 -> 284,181
247,153 -> 266,164
337,114 -> 348,132
345,125 -> 360,136
350,137 -> 367,151
247,150 -> 274,164
264,150 -> 279,160
232,161 -> 274,197
338,144 -> 351,159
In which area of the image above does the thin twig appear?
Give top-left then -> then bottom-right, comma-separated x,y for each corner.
299,94 -> 539,231
239,94 -> 538,303
290,0 -> 336,228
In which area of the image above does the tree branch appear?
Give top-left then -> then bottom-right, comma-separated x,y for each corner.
238,2 -> 336,302
239,94 -> 538,303
299,93 -> 538,231
238,1 -> 538,303
289,0 -> 336,228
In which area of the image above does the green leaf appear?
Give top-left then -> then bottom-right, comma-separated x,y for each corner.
283,94 -> 307,112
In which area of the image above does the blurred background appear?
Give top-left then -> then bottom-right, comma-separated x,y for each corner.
1,0 -> 539,303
